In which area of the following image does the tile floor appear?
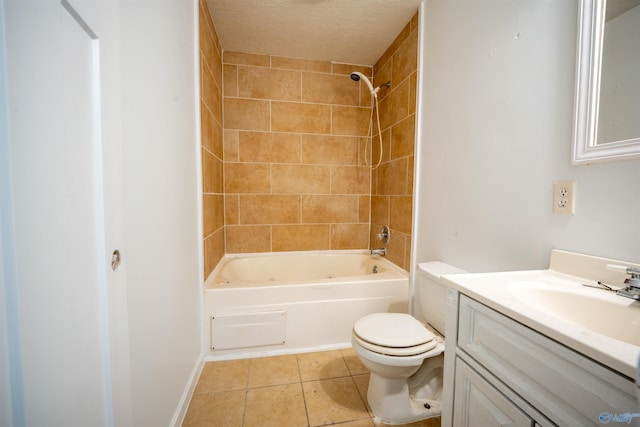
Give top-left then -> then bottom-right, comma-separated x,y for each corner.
182,348 -> 441,427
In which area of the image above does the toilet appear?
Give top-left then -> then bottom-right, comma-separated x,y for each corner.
351,262 -> 466,424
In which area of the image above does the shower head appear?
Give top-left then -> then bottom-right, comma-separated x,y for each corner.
350,71 -> 376,95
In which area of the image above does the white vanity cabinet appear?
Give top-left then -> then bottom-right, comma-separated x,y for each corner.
443,290 -> 639,427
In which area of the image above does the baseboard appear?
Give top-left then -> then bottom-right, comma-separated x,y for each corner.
170,352 -> 205,427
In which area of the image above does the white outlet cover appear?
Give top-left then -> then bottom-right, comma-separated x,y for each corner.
553,180 -> 575,214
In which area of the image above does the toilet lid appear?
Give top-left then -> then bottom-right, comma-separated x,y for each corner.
353,313 -> 435,349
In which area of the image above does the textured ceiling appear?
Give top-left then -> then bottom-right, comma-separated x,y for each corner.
206,0 -> 423,66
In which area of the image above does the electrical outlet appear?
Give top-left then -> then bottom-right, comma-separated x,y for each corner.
553,180 -> 575,214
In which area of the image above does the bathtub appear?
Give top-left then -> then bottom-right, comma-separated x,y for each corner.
203,251 -> 409,360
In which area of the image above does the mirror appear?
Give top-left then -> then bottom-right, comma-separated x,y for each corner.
572,0 -> 640,164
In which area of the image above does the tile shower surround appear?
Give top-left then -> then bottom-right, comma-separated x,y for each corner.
222,52 -> 374,256
200,0 -> 419,276
183,349 -> 441,427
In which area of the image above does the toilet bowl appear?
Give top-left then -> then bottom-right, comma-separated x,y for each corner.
351,262 -> 465,424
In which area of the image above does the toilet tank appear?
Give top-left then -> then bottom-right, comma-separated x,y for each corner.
416,262 -> 466,335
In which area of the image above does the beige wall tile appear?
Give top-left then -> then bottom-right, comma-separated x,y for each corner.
272,56 -> 331,73
224,163 -> 270,193
201,101 -> 214,153
202,149 -> 223,193
408,154 -> 415,194
332,106 -> 371,136
409,73 -> 417,115
210,16 -> 417,263
390,195 -> 412,234
223,64 -> 238,97
201,59 -> 215,110
393,28 -> 418,86
203,194 -> 224,236
209,49 -> 223,94
224,51 -> 270,67
404,235 -> 412,271
226,225 -> 271,253
383,230 -> 407,270
302,135 -> 359,165
210,83 -> 222,132
332,63 -> 372,77
271,164 -> 330,194
302,72 -> 359,106
223,130 -> 239,162
223,98 -> 270,131
358,195 -> 370,223
331,224 -> 369,250
201,4 -> 225,270
331,166 -> 370,195
239,132 -> 301,163
377,158 -> 408,196
225,194 -> 239,225
271,224 -> 330,251
238,66 -> 301,101
302,195 -> 358,223
370,129 -> 391,167
378,79 -> 409,130
239,195 -> 301,225
203,228 -> 224,279
371,195 -> 390,226
390,114 -> 415,159
212,117 -> 223,159
375,21 -> 411,76
271,102 -> 331,134
374,59 -> 393,102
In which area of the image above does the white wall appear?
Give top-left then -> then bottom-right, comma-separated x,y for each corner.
414,0 -> 640,275
117,2 -> 202,425
1,0 -> 202,425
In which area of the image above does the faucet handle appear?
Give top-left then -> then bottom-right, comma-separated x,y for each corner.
377,225 -> 389,244
607,264 -> 640,289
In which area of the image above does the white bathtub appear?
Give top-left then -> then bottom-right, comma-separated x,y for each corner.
203,251 -> 409,360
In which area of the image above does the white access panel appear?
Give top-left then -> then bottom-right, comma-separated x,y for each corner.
211,311 -> 286,350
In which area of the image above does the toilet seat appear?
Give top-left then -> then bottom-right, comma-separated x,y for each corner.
353,313 -> 437,357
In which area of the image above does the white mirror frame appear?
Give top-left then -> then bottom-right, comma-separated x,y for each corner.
572,0 -> 640,164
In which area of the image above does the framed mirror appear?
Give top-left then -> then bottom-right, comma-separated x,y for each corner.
572,0 -> 640,164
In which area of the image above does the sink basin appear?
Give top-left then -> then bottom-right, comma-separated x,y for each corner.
508,281 -> 640,346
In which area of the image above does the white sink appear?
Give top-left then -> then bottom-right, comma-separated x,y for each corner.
442,250 -> 640,379
507,280 -> 640,346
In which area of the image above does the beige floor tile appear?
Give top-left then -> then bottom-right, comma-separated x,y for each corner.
182,390 -> 245,427
297,350 -> 350,381
341,348 -> 369,375
303,377 -> 370,426
194,359 -> 250,394
247,354 -> 300,388
352,373 -> 371,413
244,383 -> 308,427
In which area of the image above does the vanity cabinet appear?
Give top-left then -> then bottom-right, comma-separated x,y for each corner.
443,291 -> 639,427
453,357 -> 534,426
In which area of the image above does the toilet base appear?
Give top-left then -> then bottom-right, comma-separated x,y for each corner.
367,372 -> 442,425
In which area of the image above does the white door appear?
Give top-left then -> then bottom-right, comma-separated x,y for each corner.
4,0 -> 130,425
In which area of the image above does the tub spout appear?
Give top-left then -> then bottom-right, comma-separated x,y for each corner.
371,248 -> 386,256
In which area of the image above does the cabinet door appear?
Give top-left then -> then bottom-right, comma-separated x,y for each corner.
453,358 -> 533,427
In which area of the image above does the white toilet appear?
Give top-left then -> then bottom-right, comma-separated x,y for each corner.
351,262 -> 465,424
